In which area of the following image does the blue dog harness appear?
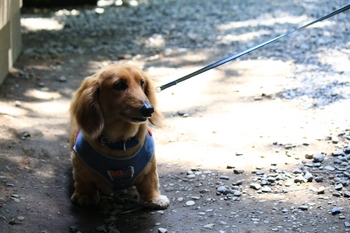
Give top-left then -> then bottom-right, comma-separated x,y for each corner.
73,130 -> 154,190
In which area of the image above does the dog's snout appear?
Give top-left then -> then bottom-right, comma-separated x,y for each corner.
140,100 -> 154,117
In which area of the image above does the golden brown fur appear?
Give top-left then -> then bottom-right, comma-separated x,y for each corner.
69,63 -> 169,209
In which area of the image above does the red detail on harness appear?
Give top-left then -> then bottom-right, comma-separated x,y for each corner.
109,170 -> 123,177
147,127 -> 153,136
74,130 -> 80,143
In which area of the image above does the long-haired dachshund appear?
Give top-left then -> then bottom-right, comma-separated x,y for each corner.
69,63 -> 169,209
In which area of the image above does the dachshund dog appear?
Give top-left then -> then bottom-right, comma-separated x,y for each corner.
69,63 -> 169,209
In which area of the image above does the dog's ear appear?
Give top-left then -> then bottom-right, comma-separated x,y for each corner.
70,75 -> 104,139
143,73 -> 164,127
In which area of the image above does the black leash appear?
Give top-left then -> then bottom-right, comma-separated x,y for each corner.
157,3 -> 350,92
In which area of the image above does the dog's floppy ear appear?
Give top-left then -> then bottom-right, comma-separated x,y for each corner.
70,75 -> 104,139
143,73 -> 164,127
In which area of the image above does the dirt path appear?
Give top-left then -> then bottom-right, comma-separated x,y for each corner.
1,1 -> 350,232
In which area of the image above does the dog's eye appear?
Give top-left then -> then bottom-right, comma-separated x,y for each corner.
113,81 -> 127,91
140,79 -> 145,88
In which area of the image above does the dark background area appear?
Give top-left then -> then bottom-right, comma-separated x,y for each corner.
23,0 -> 98,7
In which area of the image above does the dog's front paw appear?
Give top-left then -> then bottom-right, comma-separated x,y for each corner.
71,191 -> 100,206
144,195 -> 170,210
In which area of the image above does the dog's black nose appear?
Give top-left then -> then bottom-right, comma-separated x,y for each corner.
140,100 -> 154,117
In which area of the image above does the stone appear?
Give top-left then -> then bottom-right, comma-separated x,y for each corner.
315,176 -> 323,182
158,228 -> 167,233
344,191 -> 350,197
294,174 -> 307,183
332,207 -> 342,215
204,224 -> 215,229
305,153 -> 314,159
186,200 -> 195,206
261,179 -> 268,186
256,171 -> 265,176
233,191 -> 242,196
332,192 -> 342,197
15,101 -> 22,107
261,186 -> 272,193
187,174 -> 195,179
219,175 -> 229,180
298,205 -> 308,211
292,168 -> 303,174
250,183 -> 261,190
335,183 -> 343,191
313,153 -> 324,162
70,226 -> 79,233
217,186 -> 227,193
95,225 -> 107,232
324,166 -> 335,171
233,180 -> 243,186
58,76 -> 67,82
332,150 -> 345,156
317,186 -> 326,194
304,172 -> 313,182
233,169 -> 245,174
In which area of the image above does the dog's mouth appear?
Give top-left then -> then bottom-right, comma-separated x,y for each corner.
121,113 -> 147,122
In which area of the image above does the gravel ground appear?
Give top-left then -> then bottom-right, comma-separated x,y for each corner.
1,0 -> 350,232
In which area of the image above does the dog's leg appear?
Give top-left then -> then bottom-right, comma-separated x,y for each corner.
71,171 -> 100,206
70,152 -> 101,205
135,157 -> 170,209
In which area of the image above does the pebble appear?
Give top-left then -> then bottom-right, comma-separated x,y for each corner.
345,222 -> 350,227
284,181 -> 293,187
317,186 -> 326,194
304,172 -> 313,182
8,219 -> 16,225
15,100 -> 22,107
344,191 -> 350,197
219,175 -> 229,180
158,228 -> 167,233
233,191 -> 242,196
217,186 -> 227,193
186,200 -> 195,206
305,153 -> 314,159
58,76 -> 67,82
233,180 -> 243,186
315,176 -> 323,182
331,207 -> 342,215
203,224 -> 215,229
332,150 -> 344,156
332,192 -> 342,197
250,183 -> 261,190
335,183 -> 343,191
70,226 -> 79,233
261,186 -> 272,193
324,166 -> 335,171
95,225 -> 106,232
298,205 -> 308,211
233,169 -> 245,174
292,168 -> 303,174
187,174 -> 196,179
294,174 -> 307,183
313,153 -> 324,162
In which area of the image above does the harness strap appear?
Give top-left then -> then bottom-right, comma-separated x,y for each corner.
73,130 -> 155,189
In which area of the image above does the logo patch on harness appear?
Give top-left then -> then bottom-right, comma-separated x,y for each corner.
107,166 -> 134,181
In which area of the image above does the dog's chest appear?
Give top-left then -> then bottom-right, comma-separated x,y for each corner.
73,131 -> 154,189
